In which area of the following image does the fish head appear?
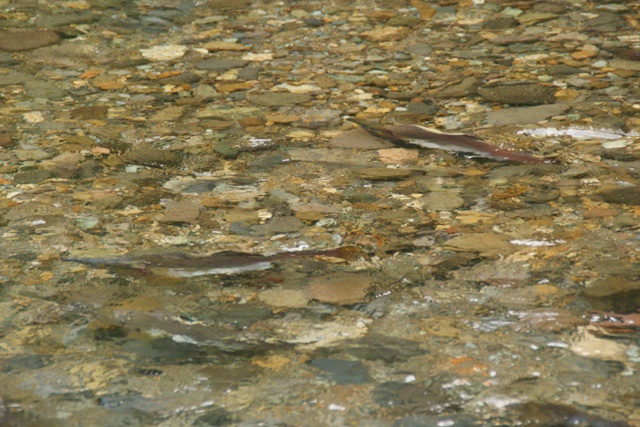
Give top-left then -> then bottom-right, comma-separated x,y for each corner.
349,118 -> 402,142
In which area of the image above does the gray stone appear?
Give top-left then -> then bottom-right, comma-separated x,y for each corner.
0,72 -> 29,86
404,43 -> 433,56
308,358 -> 370,384
484,103 -> 569,126
249,153 -> 287,169
13,169 -> 53,184
252,216 -> 305,235
194,59 -> 249,71
124,147 -> 182,168
609,58 -> 640,71
598,187 -> 640,206
419,192 -> 465,211
34,12 -> 98,26
213,142 -> 240,159
24,80 -> 65,100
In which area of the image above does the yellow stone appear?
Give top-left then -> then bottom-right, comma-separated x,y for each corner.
202,41 -> 249,51
252,355 -> 291,369
555,88 -> 580,100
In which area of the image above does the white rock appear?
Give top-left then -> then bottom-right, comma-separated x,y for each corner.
140,44 -> 188,61
242,52 -> 273,61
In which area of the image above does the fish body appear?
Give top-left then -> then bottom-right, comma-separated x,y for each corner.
64,246 -> 361,278
351,119 -> 550,164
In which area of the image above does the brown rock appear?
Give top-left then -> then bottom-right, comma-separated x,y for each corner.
0,30 -> 60,52
571,50 -> 598,60
583,277 -> 640,298
598,187 -> 640,205
583,208 -> 617,218
354,167 -> 414,181
305,273 -> 372,305
554,88 -> 580,101
247,92 -> 311,106
41,152 -> 85,178
378,148 -> 419,164
215,81 -> 258,94
202,41 -> 249,51
314,74 -> 336,88
160,200 -> 201,224
0,133 -> 15,148
478,83 -> 556,106
361,27 -> 409,42
91,190 -> 123,209
149,106 -> 185,122
93,78 -> 126,90
238,117 -> 265,127
259,289 -> 308,308
265,113 -> 298,123
124,147 -> 182,168
444,233 -> 515,257
71,106 -> 109,120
